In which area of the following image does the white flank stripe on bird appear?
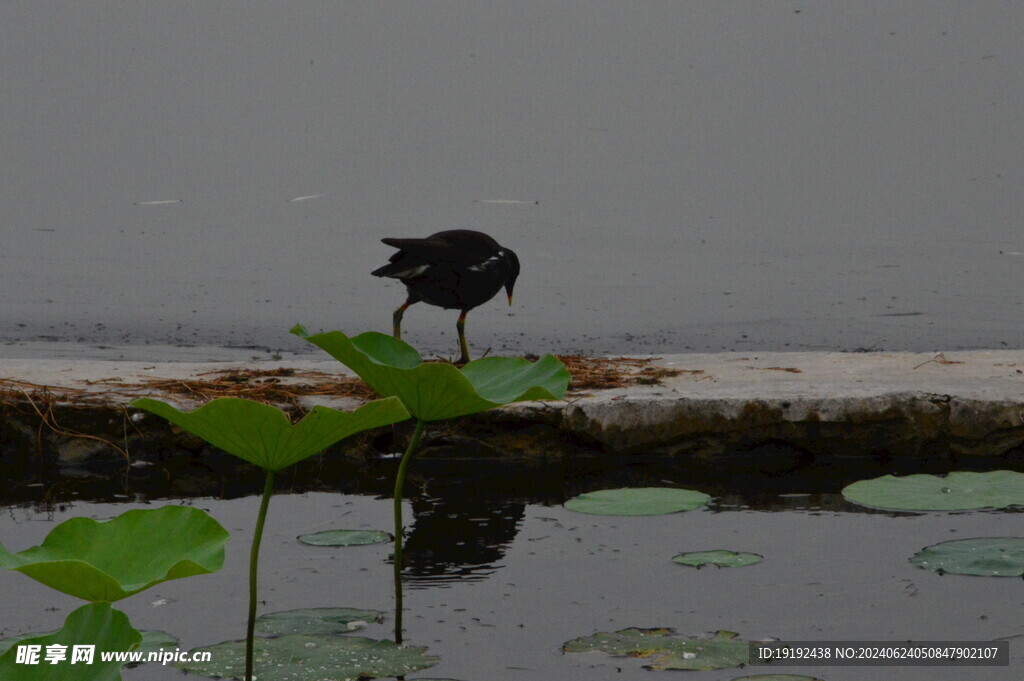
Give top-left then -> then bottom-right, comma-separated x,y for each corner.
395,265 -> 429,278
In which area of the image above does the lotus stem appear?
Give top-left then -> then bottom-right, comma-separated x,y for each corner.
393,418 -> 426,645
246,470 -> 276,681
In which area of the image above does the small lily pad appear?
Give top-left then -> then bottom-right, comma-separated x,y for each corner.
177,634 -> 437,680
564,487 -> 711,516
563,628 -> 748,670
0,603 -> 142,681
733,671 -> 827,675
297,530 -> 392,547
911,537 -> 1024,576
673,550 -> 763,568
134,630 -> 179,654
0,506 -> 228,602
255,608 -> 383,636
842,470 -> 1024,511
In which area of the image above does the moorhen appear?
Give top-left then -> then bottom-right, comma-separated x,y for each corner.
371,229 -> 520,364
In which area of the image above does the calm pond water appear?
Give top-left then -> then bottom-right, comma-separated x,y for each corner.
2,452 -> 1023,680
2,3 -> 1023,360
3,4 -> 1023,677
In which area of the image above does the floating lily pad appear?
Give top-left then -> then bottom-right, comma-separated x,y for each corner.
0,632 -> 47,658
842,470 -> 1024,511
911,537 -> 1024,576
177,634 -> 437,680
255,608 -> 383,636
563,628 -> 748,670
0,603 -> 142,681
0,506 -> 228,602
564,487 -> 711,516
729,671 -> 823,675
290,327 -> 570,422
673,550 -> 763,568
133,396 -> 409,472
298,530 -> 392,547
135,629 -> 179,654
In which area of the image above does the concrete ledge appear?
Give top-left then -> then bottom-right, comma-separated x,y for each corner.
2,350 -> 1023,468
544,351 -> 1024,457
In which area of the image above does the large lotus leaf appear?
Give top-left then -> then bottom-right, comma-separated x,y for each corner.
563,628 -> 747,671
132,396 -> 409,472
177,634 -> 437,680
564,487 -> 711,516
911,537 -> 1024,576
0,506 -> 228,602
673,550 -> 763,568
0,603 -> 141,681
255,608 -> 383,636
297,530 -> 392,547
290,326 -> 570,422
842,470 -> 1024,511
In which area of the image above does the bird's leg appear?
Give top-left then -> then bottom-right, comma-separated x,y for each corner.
455,310 -> 470,365
392,301 -> 410,339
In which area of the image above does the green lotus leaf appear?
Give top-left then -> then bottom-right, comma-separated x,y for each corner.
673,550 -> 763,568
0,629 -> 176,663
130,630 -> 179,661
0,633 -> 49,659
177,634 -> 437,680
255,608 -> 383,636
564,487 -> 711,516
297,530 -> 392,547
131,396 -> 409,472
0,603 -> 142,681
842,470 -> 1024,511
737,671 -> 823,675
563,628 -> 747,670
290,326 -> 569,422
0,506 -> 227,602
911,537 -> 1024,576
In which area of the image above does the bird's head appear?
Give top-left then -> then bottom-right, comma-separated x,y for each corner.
504,249 -> 520,306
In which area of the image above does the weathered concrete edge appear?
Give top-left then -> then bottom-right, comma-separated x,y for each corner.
3,350 -> 1024,460
493,392 -> 1024,457
475,348 -> 1024,457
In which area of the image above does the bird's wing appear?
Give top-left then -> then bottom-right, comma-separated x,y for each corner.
381,231 -> 498,267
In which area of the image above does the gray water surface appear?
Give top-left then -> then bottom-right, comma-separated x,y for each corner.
3,493 -> 1022,681
3,3 -> 1022,359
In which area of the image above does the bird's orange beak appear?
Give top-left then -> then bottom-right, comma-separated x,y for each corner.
507,293 -> 514,306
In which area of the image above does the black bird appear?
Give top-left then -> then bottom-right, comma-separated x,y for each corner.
371,229 -> 520,364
